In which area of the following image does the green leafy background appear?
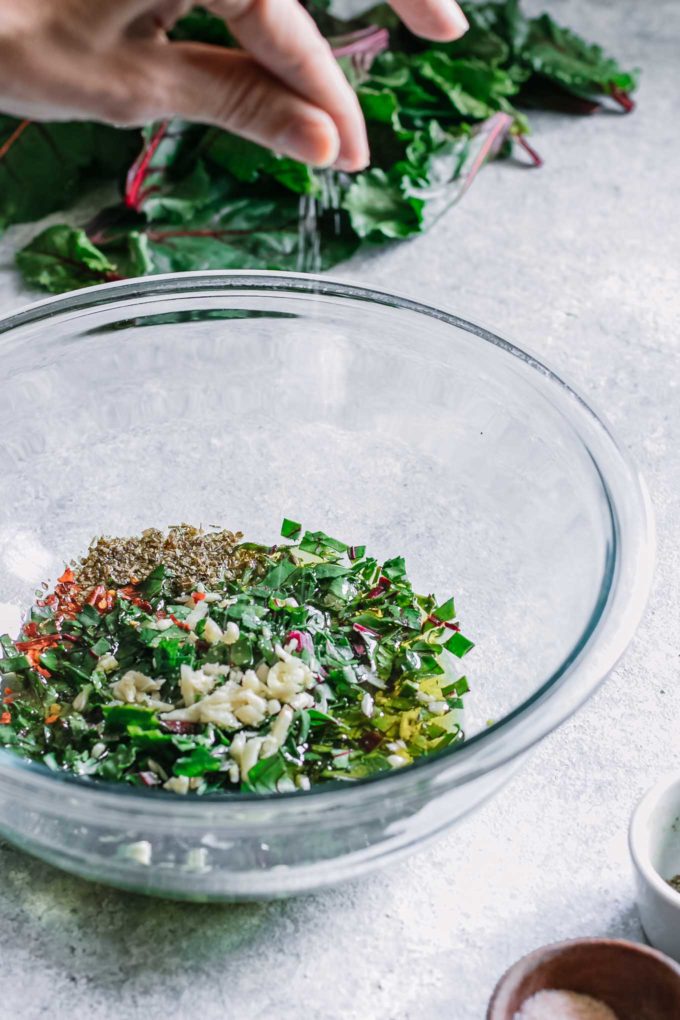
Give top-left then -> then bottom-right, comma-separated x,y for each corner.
1,0 -> 638,294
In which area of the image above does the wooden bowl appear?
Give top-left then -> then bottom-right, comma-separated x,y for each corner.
487,938 -> 680,1019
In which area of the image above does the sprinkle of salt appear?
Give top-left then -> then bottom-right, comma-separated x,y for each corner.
514,990 -> 619,1020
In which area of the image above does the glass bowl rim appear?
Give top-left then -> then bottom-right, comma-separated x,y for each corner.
0,270 -> 656,807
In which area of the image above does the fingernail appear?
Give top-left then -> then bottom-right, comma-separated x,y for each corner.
333,153 -> 370,173
275,113 -> 340,167
334,134 -> 370,173
451,5 -> 469,37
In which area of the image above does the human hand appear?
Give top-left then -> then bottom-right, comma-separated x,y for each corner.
0,0 -> 468,171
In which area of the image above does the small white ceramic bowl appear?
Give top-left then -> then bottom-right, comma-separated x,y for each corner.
629,771 -> 680,961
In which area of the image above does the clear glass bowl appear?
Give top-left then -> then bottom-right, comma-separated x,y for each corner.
0,272 -> 654,900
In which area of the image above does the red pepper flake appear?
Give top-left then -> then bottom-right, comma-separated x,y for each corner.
16,632 -> 64,678
52,569 -> 84,623
118,585 -> 152,613
192,591 -> 206,603
170,614 -> 191,632
0,711 -> 11,724
16,634 -> 60,653
86,584 -> 116,613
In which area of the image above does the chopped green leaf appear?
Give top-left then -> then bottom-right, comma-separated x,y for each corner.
153,637 -> 195,679
444,632 -> 475,658
281,518 -> 302,539
298,530 -> 348,557
242,751 -> 287,792
433,597 -> 456,622
261,559 -> 298,590
104,705 -> 160,731
382,556 -> 407,581
174,745 -> 223,777
0,654 -> 30,673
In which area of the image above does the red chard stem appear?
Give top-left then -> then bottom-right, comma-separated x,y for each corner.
125,122 -> 169,210
516,135 -> 544,168
609,85 -> 635,113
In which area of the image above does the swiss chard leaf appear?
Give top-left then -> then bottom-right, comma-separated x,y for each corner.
413,54 -> 519,120
0,119 -> 138,231
125,216 -> 358,277
206,131 -> 318,195
459,0 -> 531,61
343,168 -> 424,239
124,119 -> 202,213
140,160 -> 221,225
522,13 -> 638,97
15,226 -> 121,293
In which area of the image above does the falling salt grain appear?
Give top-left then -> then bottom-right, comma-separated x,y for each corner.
515,990 -> 619,1020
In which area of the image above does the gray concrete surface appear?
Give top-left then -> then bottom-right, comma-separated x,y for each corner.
0,1 -> 678,1017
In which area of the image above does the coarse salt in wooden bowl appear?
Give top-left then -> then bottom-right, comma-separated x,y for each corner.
487,938 -> 680,1020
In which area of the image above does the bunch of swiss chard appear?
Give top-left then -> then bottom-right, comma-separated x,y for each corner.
1,0 -> 638,294
0,520 -> 473,794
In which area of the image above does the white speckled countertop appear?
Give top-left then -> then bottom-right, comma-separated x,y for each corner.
0,1 -> 678,1017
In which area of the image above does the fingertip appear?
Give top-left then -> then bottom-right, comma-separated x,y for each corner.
334,152 -> 370,173
333,94 -> 370,172
406,3 -> 469,42
275,109 -> 341,167
446,4 -> 470,39
335,137 -> 370,172
436,5 -> 468,41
